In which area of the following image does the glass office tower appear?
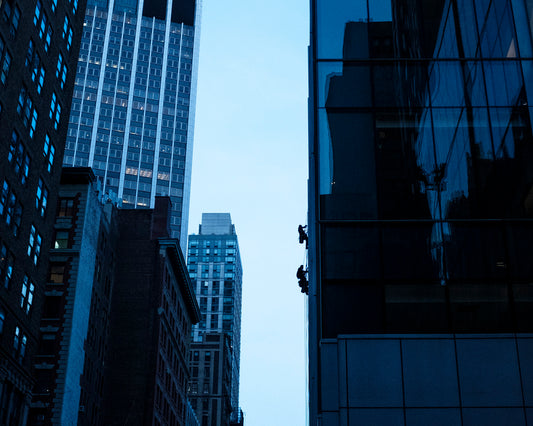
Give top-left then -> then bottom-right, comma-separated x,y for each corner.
64,0 -> 200,246
187,214 -> 243,423
308,0 -> 533,424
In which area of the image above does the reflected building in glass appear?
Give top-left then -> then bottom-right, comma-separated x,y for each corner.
63,0 -> 201,248
308,0 -> 533,424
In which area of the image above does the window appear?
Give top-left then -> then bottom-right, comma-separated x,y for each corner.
49,263 -> 65,283
17,86 -> 38,137
62,16 -> 73,51
13,327 -> 27,362
0,180 -> 22,236
52,0 -> 57,12
0,36 -> 11,84
0,309 -> 4,334
36,178 -> 48,217
54,230 -> 69,249
10,6 -> 20,36
43,134 -> 55,173
13,326 -> 20,355
28,48 -> 45,94
35,2 -> 52,53
33,0 -> 42,26
0,242 -> 14,289
3,3 -> 20,36
8,131 -> 30,185
49,92 -> 61,130
70,0 -> 78,14
57,198 -> 74,216
56,53 -> 67,90
20,276 -> 34,315
28,225 -> 42,265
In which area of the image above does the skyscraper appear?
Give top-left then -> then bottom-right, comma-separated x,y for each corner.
63,0 -> 200,248
187,213 -> 243,424
0,0 -> 86,423
308,0 -> 533,424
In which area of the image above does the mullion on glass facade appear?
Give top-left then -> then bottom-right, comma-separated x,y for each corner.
64,0 -> 199,248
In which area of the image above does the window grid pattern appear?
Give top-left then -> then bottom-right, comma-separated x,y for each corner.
64,4 -> 196,241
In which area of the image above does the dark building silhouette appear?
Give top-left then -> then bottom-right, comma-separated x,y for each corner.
308,0 -> 533,424
29,167 -> 118,425
0,0 -> 87,423
103,196 -> 200,426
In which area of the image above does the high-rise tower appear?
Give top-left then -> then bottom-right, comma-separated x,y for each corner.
308,0 -> 533,424
187,213 -> 243,425
63,0 -> 201,248
0,0 -> 86,423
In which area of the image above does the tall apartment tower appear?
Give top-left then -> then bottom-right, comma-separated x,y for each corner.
308,0 -> 533,425
187,213 -> 243,425
63,0 -> 201,248
0,0 -> 86,423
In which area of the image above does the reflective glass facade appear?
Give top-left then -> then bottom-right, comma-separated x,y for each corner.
308,0 -> 533,424
64,0 -> 199,246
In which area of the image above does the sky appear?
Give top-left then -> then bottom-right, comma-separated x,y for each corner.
187,0 -> 310,425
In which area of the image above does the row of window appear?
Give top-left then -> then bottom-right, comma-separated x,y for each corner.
189,240 -> 236,248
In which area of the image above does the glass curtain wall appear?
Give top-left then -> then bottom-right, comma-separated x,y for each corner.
311,0 -> 533,338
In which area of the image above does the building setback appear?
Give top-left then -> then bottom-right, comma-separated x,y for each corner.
29,167 -> 117,425
103,196 -> 200,426
187,213 -> 243,425
0,0 -> 86,423
63,0 -> 201,250
308,0 -> 533,425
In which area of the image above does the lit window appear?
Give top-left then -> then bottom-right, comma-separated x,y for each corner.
20,276 -> 35,315
36,178 -> 48,217
62,16 -> 73,51
49,92 -> 61,130
28,225 -> 42,265
8,131 -> 31,185
52,0 -> 57,12
29,49 -> 45,94
33,0 -> 42,26
57,198 -> 74,217
54,230 -> 69,249
49,264 -> 65,283
43,134 -> 55,173
0,309 -> 4,334
56,53 -> 68,90
17,86 -> 38,137
0,36 -> 11,85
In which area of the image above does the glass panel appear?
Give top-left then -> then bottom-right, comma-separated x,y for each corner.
456,338 -> 523,406
406,409 -> 461,426
385,285 -> 448,332
403,340 -> 459,407
463,408 -> 525,426
316,0 -> 367,59
349,409 -> 404,426
444,223 -> 507,281
346,340 -> 403,407
450,284 -> 512,331
517,339 -> 533,405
